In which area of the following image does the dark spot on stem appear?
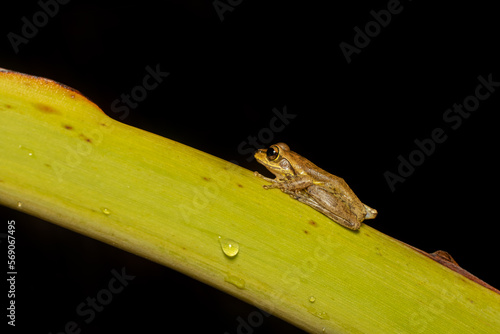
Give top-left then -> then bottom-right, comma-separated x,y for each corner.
308,220 -> 318,227
79,134 -> 92,143
63,124 -> 73,130
33,103 -> 60,114
237,184 -> 243,188
203,177 -> 211,181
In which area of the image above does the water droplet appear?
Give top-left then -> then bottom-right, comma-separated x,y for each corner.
224,274 -> 246,289
18,145 -> 34,157
17,201 -> 22,208
219,236 -> 239,257
314,311 -> 330,320
309,296 -> 316,303
101,207 -> 111,215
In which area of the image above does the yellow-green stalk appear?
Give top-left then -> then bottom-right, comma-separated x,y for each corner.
0,69 -> 499,333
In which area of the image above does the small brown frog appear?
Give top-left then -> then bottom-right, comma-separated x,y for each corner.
254,143 -> 377,230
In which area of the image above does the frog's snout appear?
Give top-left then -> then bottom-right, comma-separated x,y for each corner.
254,148 -> 266,160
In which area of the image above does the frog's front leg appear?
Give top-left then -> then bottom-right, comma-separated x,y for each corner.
254,171 -> 286,190
254,171 -> 289,190
254,171 -> 275,183
254,172 -> 313,191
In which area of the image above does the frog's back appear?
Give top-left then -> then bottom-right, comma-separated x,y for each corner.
294,155 -> 353,190
298,155 -> 366,208
287,149 -> 377,223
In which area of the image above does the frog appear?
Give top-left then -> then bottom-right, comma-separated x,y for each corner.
254,143 -> 377,230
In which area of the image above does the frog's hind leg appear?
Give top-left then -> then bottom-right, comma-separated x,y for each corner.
363,204 -> 378,220
288,188 -> 360,230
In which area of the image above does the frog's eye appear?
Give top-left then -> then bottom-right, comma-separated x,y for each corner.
266,146 -> 279,161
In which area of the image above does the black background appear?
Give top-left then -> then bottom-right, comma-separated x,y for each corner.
1,0 -> 499,333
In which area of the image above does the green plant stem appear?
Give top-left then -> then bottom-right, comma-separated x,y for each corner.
1,69 -> 499,333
